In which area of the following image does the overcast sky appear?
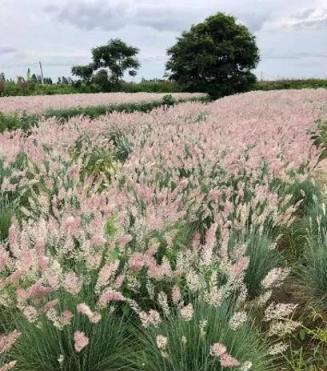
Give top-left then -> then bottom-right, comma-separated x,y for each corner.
0,0 -> 326,81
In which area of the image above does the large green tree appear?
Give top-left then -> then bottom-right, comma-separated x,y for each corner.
72,39 -> 140,87
166,13 -> 260,97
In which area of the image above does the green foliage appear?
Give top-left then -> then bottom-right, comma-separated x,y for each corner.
91,69 -> 111,91
119,80 -> 182,93
282,308 -> 327,371
276,178 -> 323,266
71,131 -> 132,183
0,154 -> 29,240
243,233 -> 282,298
92,39 -> 140,83
108,130 -> 132,162
313,120 -> 327,158
290,185 -> 327,310
255,79 -> 327,91
0,79 -> 184,97
135,299 -> 270,371
162,94 -> 176,106
166,12 -> 260,98
0,112 -> 38,133
299,231 -> 327,309
287,178 -> 322,218
71,64 -> 95,83
0,196 -> 14,241
0,81 -> 78,97
81,147 -> 118,182
1,76 -> 326,98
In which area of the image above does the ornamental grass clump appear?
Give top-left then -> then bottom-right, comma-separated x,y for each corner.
297,192 -> 327,310
136,299 -> 270,371
11,309 -> 135,371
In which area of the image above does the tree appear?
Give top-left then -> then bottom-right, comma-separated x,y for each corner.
43,77 -> 53,84
72,39 -> 140,87
0,73 -> 5,96
92,39 -> 140,83
166,13 -> 260,97
71,64 -> 94,83
31,74 -> 38,83
27,68 -> 31,81
62,76 -> 69,85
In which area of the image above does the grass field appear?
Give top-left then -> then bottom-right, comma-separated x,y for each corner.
0,89 -> 327,370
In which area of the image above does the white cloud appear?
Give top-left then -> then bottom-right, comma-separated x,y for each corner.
281,8 -> 327,29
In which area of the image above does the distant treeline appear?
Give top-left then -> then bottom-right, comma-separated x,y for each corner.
253,78 -> 327,91
0,74 -> 326,97
0,77 -> 182,97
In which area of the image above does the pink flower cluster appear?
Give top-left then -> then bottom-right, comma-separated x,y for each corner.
210,343 -> 240,367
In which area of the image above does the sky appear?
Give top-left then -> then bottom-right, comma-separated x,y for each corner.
0,0 -> 326,81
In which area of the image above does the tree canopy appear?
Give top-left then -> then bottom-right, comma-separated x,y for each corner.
166,13 -> 260,97
72,39 -> 140,88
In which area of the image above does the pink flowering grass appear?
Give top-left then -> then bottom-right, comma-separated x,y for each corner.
0,92 -> 205,115
0,89 -> 326,369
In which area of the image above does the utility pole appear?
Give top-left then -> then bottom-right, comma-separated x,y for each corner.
39,61 -> 44,84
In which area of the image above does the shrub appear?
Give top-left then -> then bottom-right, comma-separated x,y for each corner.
162,94 -> 176,106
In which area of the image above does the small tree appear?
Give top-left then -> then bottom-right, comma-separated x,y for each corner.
27,68 -> 31,81
31,74 -> 38,83
166,13 -> 260,98
72,39 -> 140,87
62,76 -> 70,85
44,77 -> 53,84
0,73 -> 5,96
